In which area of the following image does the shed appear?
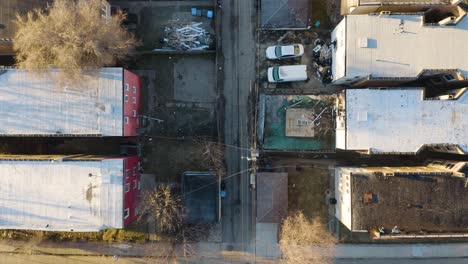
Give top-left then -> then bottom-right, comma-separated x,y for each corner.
257,172 -> 288,223
182,172 -> 219,224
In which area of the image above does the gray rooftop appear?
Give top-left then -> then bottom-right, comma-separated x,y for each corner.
0,68 -> 124,136
332,13 -> 468,82
0,157 -> 124,231
336,88 -> 468,154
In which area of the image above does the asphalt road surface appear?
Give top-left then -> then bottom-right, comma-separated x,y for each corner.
220,0 -> 257,251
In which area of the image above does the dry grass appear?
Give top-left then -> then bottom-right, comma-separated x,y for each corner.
287,166 -> 330,221
138,184 -> 184,235
280,211 -> 336,264
14,0 -> 137,84
196,139 -> 226,178
0,229 -> 147,243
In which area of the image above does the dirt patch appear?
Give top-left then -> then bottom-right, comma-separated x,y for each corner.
287,166 -> 330,221
309,0 -> 341,30
265,158 -> 332,221
142,138 -> 216,184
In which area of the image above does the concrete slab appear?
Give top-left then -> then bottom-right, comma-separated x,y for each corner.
255,223 -> 281,259
173,57 -> 216,105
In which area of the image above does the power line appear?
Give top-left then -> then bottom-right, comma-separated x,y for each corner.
182,168 -> 252,197
181,164 -> 330,198
143,135 -> 253,151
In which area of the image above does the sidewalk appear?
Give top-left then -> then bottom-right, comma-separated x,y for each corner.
334,243 -> 468,259
0,240 -> 467,259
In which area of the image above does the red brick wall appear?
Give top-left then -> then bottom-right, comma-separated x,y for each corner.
123,156 -> 141,227
123,69 -> 141,136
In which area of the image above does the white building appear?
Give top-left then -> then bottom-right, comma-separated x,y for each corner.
331,9 -> 468,86
342,0 -> 463,15
335,88 -> 468,154
0,68 -> 141,136
0,155 -> 141,232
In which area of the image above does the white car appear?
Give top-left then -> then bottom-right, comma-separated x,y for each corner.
266,44 -> 304,60
267,65 -> 308,83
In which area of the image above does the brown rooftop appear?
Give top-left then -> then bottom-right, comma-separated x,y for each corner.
351,173 -> 468,233
257,172 -> 288,223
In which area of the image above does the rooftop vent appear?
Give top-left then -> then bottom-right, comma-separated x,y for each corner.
358,38 -> 369,48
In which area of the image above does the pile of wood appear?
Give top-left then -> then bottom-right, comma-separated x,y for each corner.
163,22 -> 212,51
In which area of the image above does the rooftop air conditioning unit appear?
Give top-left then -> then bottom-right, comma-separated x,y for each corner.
438,16 -> 456,26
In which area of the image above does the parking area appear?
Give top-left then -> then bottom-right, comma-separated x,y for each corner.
258,30 -> 342,95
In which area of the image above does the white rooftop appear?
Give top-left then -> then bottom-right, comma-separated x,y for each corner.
332,14 -> 468,81
0,159 -> 124,231
0,68 -> 123,136
337,88 -> 468,153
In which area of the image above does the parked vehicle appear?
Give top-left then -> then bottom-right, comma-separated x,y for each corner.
267,65 -> 308,83
266,44 -> 304,60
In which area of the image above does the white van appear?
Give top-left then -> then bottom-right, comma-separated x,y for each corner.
267,65 -> 308,83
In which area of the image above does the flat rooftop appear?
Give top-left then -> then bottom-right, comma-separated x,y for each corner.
350,171 -> 468,232
0,68 -> 124,136
0,158 -> 124,231
182,172 -> 218,224
337,88 -> 468,153
332,13 -> 468,81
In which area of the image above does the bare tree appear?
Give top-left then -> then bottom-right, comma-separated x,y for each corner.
138,185 -> 184,235
279,211 -> 336,264
197,139 -> 226,178
14,0 -> 137,82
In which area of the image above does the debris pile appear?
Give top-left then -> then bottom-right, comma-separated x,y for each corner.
312,38 -> 333,84
162,22 -> 213,51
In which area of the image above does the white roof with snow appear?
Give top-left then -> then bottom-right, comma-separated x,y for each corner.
338,88 -> 468,153
332,14 -> 468,81
0,159 -> 124,231
0,68 -> 123,136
